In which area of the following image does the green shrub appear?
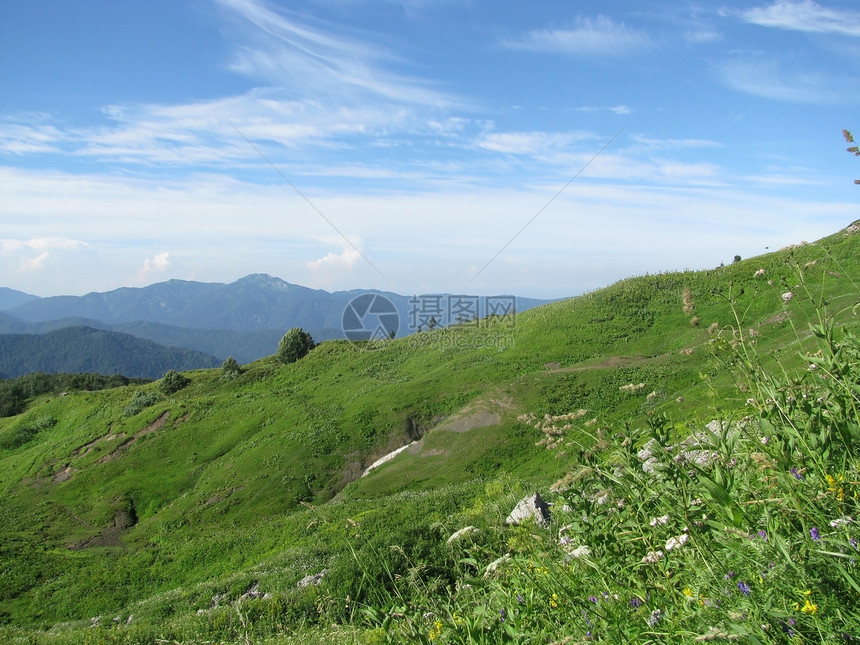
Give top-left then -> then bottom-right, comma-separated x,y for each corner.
123,389 -> 161,417
159,370 -> 190,395
220,356 -> 242,381
277,328 -> 315,364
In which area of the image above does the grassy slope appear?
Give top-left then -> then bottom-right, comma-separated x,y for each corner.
0,225 -> 857,635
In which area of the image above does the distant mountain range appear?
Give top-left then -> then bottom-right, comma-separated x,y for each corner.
0,275 -> 552,376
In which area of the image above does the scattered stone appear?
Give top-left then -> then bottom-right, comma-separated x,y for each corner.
297,569 -> 329,588
506,492 -> 551,527
240,581 -> 267,600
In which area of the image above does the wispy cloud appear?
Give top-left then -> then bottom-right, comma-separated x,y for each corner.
504,16 -> 652,57
475,130 -> 591,156
683,29 -> 722,44
574,105 -> 632,115
718,54 -> 841,103
740,0 -> 860,37
217,0 -> 455,106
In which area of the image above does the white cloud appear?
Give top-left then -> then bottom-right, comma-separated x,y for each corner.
718,55 -> 841,103
308,247 -> 361,271
138,252 -> 171,283
683,29 -> 722,44
741,1 -> 860,37
217,0 -> 456,107
505,16 -> 652,57
476,130 -> 591,155
574,105 -> 632,115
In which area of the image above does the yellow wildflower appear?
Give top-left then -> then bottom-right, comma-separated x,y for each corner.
429,620 -> 443,640
826,474 -> 845,502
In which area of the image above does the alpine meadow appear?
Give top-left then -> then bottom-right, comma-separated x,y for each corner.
1,222 -> 859,644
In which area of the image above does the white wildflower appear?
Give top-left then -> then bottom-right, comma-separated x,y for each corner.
760,436 -> 769,445
830,517 -> 853,528
641,550 -> 664,564
483,553 -> 511,578
447,526 -> 479,544
665,533 -> 689,551
781,291 -> 793,304
649,514 -> 670,527
754,268 -> 766,278
569,545 -> 592,559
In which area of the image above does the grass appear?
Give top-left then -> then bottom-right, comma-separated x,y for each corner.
0,223 -> 857,643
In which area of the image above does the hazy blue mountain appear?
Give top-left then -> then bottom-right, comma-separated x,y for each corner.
0,326 -> 221,379
0,287 -> 39,311
5,274 -> 551,337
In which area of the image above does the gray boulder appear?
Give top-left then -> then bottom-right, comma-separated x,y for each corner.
506,493 -> 551,527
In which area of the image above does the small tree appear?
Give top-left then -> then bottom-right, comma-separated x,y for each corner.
159,369 -> 190,395
277,327 -> 315,364
221,356 -> 242,380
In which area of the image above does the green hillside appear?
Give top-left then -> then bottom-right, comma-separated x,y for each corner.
0,326 -> 222,379
0,224 -> 858,644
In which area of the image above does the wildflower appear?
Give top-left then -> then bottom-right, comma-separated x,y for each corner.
568,545 -> 591,559
851,538 -> 858,550
754,268 -> 766,278
724,571 -> 735,580
760,436 -> 769,445
790,467 -> 803,480
589,595 -> 598,604
429,619 -> 443,640
650,514 -> 670,527
629,597 -> 642,608
666,533 -> 689,551
517,594 -> 524,604
810,527 -> 821,541
795,598 -> 817,615
499,608 -> 506,623
782,291 -> 793,304
549,593 -> 559,609
641,550 -> 664,564
447,525 -> 479,543
737,581 -> 751,596
827,474 -> 846,501
830,517 -> 853,528
682,587 -> 694,598
648,609 -> 664,627
758,530 -> 768,541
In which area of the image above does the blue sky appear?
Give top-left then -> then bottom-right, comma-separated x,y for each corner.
2,0 -> 858,298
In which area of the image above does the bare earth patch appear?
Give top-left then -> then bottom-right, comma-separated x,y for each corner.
99,411 -> 170,463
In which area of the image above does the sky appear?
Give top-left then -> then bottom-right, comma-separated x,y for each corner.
1,0 -> 859,299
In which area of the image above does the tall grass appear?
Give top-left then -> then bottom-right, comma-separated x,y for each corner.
361,270 -> 860,643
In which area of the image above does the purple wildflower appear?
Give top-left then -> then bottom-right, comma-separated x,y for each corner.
758,530 -> 768,541
811,527 -> 821,541
629,597 -> 642,608
790,467 -> 803,480
851,538 -> 858,551
724,571 -> 735,580
517,594 -> 524,604
737,581 -> 751,596
499,608 -> 506,623
589,595 -> 598,604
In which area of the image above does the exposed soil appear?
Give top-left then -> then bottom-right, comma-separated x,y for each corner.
99,411 -> 170,463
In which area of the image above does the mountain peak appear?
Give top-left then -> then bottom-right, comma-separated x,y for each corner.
234,274 -> 294,290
